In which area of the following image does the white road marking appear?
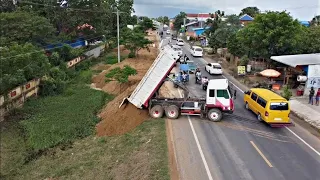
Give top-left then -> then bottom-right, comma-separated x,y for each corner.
285,127 -> 320,156
183,45 -> 320,157
177,89 -> 213,180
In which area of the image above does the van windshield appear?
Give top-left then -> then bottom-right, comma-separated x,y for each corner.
270,102 -> 289,110
179,40 -> 183,42
213,65 -> 221,69
195,48 -> 202,51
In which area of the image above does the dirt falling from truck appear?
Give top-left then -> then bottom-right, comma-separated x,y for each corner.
96,85 -> 149,136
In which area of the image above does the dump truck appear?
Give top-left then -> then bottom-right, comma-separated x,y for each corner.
120,45 -> 235,121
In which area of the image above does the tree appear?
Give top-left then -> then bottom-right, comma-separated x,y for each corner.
105,65 -> 137,92
239,7 -> 260,17
299,26 -> 320,53
236,11 -> 303,58
311,15 -> 320,26
225,14 -> 241,26
0,43 -> 51,94
205,10 -> 225,50
130,15 -> 138,25
163,16 -> 170,25
173,12 -> 187,31
0,11 -> 56,46
0,0 -> 17,12
138,17 -> 155,32
122,28 -> 153,57
226,33 -> 246,57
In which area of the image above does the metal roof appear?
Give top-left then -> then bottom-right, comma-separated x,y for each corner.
239,14 -> 254,21
270,54 -> 320,67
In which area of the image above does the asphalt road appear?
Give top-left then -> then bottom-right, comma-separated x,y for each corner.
163,35 -> 320,180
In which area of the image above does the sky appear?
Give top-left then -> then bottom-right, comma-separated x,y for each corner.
133,0 -> 320,21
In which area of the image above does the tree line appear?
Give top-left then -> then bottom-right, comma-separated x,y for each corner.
170,7 -> 320,61
0,0 -> 154,95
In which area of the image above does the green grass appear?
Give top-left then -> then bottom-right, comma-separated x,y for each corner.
19,84 -> 113,151
1,119 -> 169,180
104,54 -> 127,64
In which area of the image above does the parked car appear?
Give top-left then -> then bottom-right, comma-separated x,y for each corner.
190,46 -> 203,57
166,30 -> 171,34
172,45 -> 183,57
176,39 -> 184,46
205,63 -> 222,75
172,34 -> 177,40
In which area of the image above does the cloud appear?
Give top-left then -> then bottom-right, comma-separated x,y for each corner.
133,0 -> 319,20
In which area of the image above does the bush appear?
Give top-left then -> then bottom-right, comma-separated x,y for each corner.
39,77 -> 67,96
281,85 -> 292,100
128,52 -> 135,58
239,55 -> 249,66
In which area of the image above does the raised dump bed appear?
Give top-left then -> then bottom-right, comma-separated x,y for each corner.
124,46 -> 177,109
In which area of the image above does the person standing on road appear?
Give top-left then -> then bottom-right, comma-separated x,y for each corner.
316,88 -> 320,106
309,87 -> 315,105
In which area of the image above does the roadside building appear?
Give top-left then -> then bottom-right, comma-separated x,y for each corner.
239,14 -> 254,26
270,54 -> 320,96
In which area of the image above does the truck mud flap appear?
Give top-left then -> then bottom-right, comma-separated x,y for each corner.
119,97 -> 129,108
269,122 -> 295,128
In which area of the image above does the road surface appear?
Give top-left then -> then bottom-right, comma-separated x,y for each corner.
163,35 -> 320,180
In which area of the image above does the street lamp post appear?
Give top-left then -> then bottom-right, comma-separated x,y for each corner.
113,2 -> 124,64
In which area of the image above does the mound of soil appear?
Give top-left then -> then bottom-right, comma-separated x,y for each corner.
95,30 -> 160,136
96,85 -> 149,136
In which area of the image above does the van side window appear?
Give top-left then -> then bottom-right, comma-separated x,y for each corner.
207,63 -> 212,67
217,90 -> 230,99
251,93 -> 257,101
209,89 -> 215,97
257,97 -> 267,108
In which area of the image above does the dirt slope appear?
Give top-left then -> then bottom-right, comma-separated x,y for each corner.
95,31 -> 159,136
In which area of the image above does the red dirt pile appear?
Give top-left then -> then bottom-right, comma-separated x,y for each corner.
95,30 -> 159,136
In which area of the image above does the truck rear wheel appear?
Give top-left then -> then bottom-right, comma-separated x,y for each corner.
207,108 -> 222,122
165,105 -> 179,119
149,105 -> 164,118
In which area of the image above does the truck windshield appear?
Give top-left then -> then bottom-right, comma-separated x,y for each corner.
270,102 -> 289,110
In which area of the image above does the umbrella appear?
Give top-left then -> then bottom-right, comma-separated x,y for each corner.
260,69 -> 281,78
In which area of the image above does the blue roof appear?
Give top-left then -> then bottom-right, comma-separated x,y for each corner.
239,14 -> 254,21
299,21 -> 310,27
192,27 -> 210,31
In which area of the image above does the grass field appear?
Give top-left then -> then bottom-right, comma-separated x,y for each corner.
1,119 -> 169,180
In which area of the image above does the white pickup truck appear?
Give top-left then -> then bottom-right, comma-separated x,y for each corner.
120,45 -> 235,121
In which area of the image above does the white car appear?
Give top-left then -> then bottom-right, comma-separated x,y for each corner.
171,45 -> 183,57
176,39 -> 184,46
191,46 -> 203,57
166,30 -> 170,34
205,63 -> 223,75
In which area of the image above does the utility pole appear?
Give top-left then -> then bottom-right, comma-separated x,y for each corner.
116,9 -> 120,63
113,5 -> 124,63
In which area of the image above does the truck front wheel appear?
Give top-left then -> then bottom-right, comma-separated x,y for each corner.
207,108 -> 222,122
149,105 -> 164,118
165,105 -> 179,119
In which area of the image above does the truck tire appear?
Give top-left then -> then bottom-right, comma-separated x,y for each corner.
207,108 -> 222,122
149,105 -> 164,118
165,105 -> 179,119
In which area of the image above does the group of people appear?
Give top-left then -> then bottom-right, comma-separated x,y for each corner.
309,87 -> 320,106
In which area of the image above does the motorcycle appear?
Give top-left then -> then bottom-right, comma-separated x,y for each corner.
195,74 -> 202,84
182,76 -> 188,85
202,78 -> 208,90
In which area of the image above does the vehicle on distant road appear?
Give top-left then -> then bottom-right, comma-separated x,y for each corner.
243,88 -> 293,127
172,45 -> 183,57
191,46 -> 203,57
205,63 -> 222,75
176,39 -> 184,46
172,34 -> 177,40
166,30 -> 171,34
